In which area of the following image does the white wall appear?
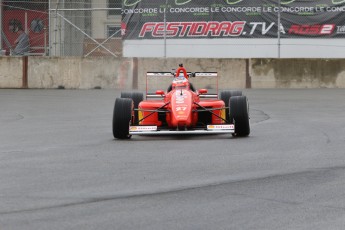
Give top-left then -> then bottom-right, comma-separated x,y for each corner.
124,38 -> 345,58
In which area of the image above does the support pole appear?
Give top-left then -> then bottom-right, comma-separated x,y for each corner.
278,0 -> 281,58
54,0 -> 61,56
245,59 -> 251,89
22,56 -> 28,88
132,57 -> 138,89
164,0 -> 167,58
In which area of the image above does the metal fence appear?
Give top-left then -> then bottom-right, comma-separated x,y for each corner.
1,0 -> 50,56
1,0 -> 345,58
1,0 -> 122,57
50,0 -> 122,57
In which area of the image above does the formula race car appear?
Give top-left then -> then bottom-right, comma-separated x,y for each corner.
112,64 -> 250,139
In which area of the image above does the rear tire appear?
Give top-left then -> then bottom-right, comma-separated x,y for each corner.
113,98 -> 133,139
220,90 -> 242,122
229,96 -> 250,137
121,92 -> 143,123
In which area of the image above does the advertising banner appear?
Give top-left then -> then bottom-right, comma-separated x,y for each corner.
122,0 -> 345,39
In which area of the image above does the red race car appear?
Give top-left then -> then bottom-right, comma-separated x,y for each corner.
112,64 -> 250,139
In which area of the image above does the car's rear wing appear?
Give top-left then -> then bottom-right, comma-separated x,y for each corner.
194,72 -> 218,77
146,71 -> 219,97
146,72 -> 218,77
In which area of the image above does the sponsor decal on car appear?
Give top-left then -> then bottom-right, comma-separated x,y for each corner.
130,126 -> 157,131
207,124 -> 235,130
194,72 -> 218,77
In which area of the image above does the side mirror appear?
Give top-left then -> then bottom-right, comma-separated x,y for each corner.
198,89 -> 208,94
156,90 -> 165,96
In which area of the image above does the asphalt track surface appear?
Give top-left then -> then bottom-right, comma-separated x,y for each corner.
1,89 -> 345,230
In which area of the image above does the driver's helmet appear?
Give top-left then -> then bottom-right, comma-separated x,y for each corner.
173,72 -> 188,88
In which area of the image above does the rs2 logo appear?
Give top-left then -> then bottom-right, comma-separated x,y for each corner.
289,24 -> 335,35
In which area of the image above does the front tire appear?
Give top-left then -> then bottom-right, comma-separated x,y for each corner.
229,96 -> 250,137
113,98 -> 133,139
220,90 -> 242,122
121,92 -> 143,123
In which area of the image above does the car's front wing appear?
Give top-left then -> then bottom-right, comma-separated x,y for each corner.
129,124 -> 235,135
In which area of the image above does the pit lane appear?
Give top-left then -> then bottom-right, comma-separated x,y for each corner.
1,89 -> 345,230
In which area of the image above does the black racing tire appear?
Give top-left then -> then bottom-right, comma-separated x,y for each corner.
229,96 -> 250,137
220,90 -> 242,122
121,92 -> 143,123
113,98 -> 133,139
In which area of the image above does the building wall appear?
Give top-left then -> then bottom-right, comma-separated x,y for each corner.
91,1 -> 121,39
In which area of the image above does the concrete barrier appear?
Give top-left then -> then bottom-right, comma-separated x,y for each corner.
28,57 -> 133,89
251,59 -> 345,88
1,57 -> 345,89
0,57 -> 23,88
